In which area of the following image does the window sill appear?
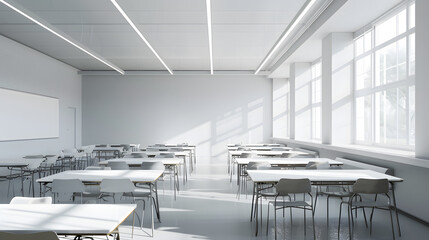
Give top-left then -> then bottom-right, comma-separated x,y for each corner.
272,137 -> 429,169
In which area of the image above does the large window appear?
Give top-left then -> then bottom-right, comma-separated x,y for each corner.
311,60 -> 321,140
354,1 -> 415,148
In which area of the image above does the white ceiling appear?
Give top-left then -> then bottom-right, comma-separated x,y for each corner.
0,0 -> 308,72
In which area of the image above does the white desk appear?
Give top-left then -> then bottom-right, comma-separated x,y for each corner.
228,146 -> 292,151
234,158 -> 343,189
147,145 -> 197,171
99,158 -> 181,199
247,169 -> 403,236
0,159 -> 31,196
0,204 -> 135,238
37,170 -> 163,236
227,143 -> 283,147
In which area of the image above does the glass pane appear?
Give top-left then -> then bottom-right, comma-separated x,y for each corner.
409,3 -> 415,29
409,86 -> 415,145
364,31 -> 372,52
356,95 -> 372,142
356,55 -> 372,90
312,78 -> 321,104
355,36 -> 364,56
376,14 -> 397,46
375,38 -> 406,86
409,33 -> 415,75
398,9 -> 407,35
375,88 -> 408,145
312,106 -> 321,140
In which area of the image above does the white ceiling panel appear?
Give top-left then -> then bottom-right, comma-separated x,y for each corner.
0,0 -> 311,72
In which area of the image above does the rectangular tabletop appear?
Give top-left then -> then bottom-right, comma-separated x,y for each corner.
228,146 -> 292,151
229,150 -> 308,157
0,204 -> 135,235
235,157 -> 342,166
0,158 -> 31,167
247,169 -> 403,183
146,146 -> 195,151
99,158 -> 182,167
94,147 -> 124,151
227,143 -> 283,147
37,170 -> 164,184
140,151 -> 188,157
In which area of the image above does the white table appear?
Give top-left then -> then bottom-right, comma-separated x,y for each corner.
99,158 -> 181,199
37,170 -> 163,236
0,159 -> 31,197
0,204 -> 135,238
228,146 -> 292,151
247,169 -> 403,236
227,143 -> 283,147
147,145 -> 197,171
234,158 -> 343,188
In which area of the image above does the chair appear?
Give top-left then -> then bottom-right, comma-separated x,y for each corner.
0,167 -> 20,198
51,179 -> 98,204
21,158 -> 45,197
99,179 -> 160,229
107,161 -> 130,170
130,152 -> 148,158
141,161 -> 166,204
0,231 -> 59,240
266,178 -> 315,240
248,161 -> 276,221
338,178 -> 396,240
10,196 -> 52,204
39,155 -> 60,176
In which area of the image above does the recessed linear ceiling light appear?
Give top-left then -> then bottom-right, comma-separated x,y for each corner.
206,0 -> 214,75
0,0 -> 125,74
110,0 -> 173,75
254,0 -> 317,75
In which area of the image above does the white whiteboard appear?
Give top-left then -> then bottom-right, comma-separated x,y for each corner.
0,88 -> 59,141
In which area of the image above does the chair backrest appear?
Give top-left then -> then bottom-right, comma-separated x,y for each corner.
0,231 -> 59,240
352,178 -> 389,194
240,152 -> 254,158
305,161 -> 330,169
141,161 -> 165,170
276,178 -> 312,195
121,144 -> 131,151
168,147 -> 183,152
131,152 -> 148,158
25,158 -> 45,170
155,153 -> 175,158
100,179 -> 135,193
247,161 -> 271,170
44,155 -> 59,165
52,179 -> 85,194
107,161 -> 130,170
10,196 -> 52,204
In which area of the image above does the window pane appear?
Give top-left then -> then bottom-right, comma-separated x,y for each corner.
409,33 -> 415,75
356,55 -> 372,90
312,78 -> 321,104
409,3 -> 415,29
364,31 -> 372,52
376,9 -> 406,46
375,88 -> 408,145
375,38 -> 407,86
356,95 -> 372,142
409,86 -> 415,145
355,36 -> 364,56
312,106 -> 321,140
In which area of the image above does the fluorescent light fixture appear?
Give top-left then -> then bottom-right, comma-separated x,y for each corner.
254,0 -> 317,75
0,0 -> 125,74
110,0 -> 173,75
206,0 -> 214,75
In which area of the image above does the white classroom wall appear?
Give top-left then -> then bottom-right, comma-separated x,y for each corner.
82,74 -> 272,159
0,35 -> 82,158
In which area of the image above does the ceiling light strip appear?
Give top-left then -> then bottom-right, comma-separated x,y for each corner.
110,0 -> 173,75
0,0 -> 125,74
206,0 -> 214,75
254,0 -> 317,75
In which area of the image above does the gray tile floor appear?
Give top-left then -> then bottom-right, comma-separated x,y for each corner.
1,157 -> 429,239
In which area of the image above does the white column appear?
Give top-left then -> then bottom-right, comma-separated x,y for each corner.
322,33 -> 354,145
415,0 -> 429,158
290,62 -> 312,140
272,78 -> 288,138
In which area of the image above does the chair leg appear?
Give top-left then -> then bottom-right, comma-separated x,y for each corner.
389,206 -> 396,240
250,183 -> 256,222
304,206 -> 307,236
266,202 -> 270,235
274,202 -> 277,240
338,202 -> 343,239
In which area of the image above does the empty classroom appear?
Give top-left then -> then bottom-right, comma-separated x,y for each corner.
0,0 -> 428,239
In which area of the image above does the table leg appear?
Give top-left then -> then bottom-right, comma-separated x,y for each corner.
20,168 -> 24,196
255,182 -> 259,236
391,183 -> 402,236
150,183 -> 154,237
